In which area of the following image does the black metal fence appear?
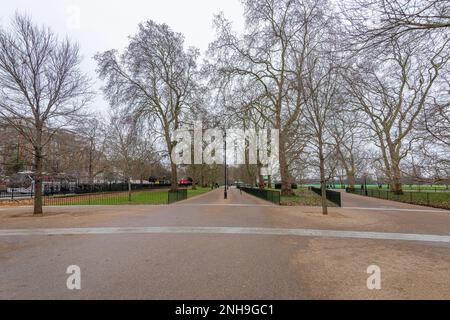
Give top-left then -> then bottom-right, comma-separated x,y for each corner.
1,188 -> 189,206
0,190 -> 33,200
0,183 -> 170,200
347,188 -> 450,210
310,187 -> 342,207
240,187 -> 280,205
43,183 -> 170,196
43,189 -> 177,206
168,189 -> 188,204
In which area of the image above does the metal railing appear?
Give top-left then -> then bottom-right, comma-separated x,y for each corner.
168,189 -> 188,204
0,190 -> 33,200
1,183 -> 170,200
43,189 -> 170,206
240,187 -> 280,205
42,183 -> 170,196
347,188 -> 450,210
310,187 -> 342,207
2,187 -> 190,206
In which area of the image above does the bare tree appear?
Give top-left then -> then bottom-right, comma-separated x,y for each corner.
106,111 -> 148,201
301,60 -> 342,215
95,20 -> 198,191
207,0 -> 316,196
329,109 -> 368,190
423,90 -> 450,148
78,117 -> 107,185
415,83 -> 450,182
342,0 -> 450,49
286,0 -> 344,215
0,14 -> 92,214
344,39 -> 449,193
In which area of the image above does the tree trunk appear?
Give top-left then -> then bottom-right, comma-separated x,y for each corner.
170,162 -> 178,191
320,179 -> 328,216
128,177 -> 132,202
200,165 -> 204,187
279,139 -> 292,196
257,161 -> 264,188
391,174 -> 403,194
33,144 -> 43,215
192,165 -> 198,190
319,143 -> 328,215
347,169 -> 356,190
390,159 -> 403,194
88,144 -> 94,185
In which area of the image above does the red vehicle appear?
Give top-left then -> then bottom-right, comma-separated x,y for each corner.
179,178 -> 193,186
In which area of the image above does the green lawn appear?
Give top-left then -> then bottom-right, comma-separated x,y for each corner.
353,189 -> 450,209
45,190 -> 169,206
44,187 -> 212,206
187,187 -> 212,198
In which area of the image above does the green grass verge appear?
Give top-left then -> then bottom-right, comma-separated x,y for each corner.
44,187 -> 213,206
278,188 -> 336,207
46,191 -> 169,206
353,189 -> 450,209
187,187 -> 212,198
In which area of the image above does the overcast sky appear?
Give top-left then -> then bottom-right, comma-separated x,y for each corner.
0,0 -> 245,114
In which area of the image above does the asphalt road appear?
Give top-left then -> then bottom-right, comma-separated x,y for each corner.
1,188 -> 449,299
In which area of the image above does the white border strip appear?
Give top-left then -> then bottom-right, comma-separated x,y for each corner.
1,226 -> 450,243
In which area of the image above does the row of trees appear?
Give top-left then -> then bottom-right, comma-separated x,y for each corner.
0,16 -> 168,213
1,1 -> 449,215
203,0 -> 449,214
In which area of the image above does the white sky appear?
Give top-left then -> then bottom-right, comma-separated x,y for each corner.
0,0 -> 245,114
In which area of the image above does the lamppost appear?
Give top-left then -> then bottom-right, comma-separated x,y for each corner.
364,175 -> 368,196
224,130 -> 227,199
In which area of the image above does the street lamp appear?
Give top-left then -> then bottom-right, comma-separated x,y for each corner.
224,130 -> 227,199
364,175 -> 368,196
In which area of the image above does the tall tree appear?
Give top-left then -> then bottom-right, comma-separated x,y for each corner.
273,0 -> 343,214
329,109 -> 368,190
344,40 -> 448,193
301,60 -> 342,215
95,21 -> 198,191
0,14 -> 91,214
208,0 -> 311,196
78,117 -> 107,185
106,110 -> 148,201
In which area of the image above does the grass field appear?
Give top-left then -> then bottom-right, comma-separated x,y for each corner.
43,187 -> 212,206
349,189 -> 450,209
278,188 -> 337,207
186,187 -> 213,198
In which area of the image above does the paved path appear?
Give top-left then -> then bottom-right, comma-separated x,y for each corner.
0,189 -> 307,299
1,187 -> 449,299
339,190 -> 441,210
